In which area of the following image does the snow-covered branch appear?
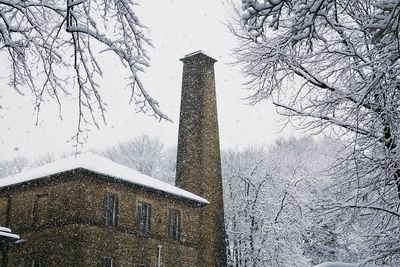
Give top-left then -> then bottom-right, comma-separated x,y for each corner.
234,0 -> 400,264
0,0 -> 170,146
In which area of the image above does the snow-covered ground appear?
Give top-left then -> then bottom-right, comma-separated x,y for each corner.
313,262 -> 389,267
313,262 -> 357,267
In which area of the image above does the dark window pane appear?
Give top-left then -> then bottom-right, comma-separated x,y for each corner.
33,193 -> 49,227
104,194 -> 117,226
138,202 -> 150,234
32,259 -> 45,267
101,256 -> 114,267
169,209 -> 180,239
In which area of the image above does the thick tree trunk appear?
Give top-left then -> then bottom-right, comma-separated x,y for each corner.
382,123 -> 400,200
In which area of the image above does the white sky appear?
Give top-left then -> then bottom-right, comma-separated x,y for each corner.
0,0 -> 298,161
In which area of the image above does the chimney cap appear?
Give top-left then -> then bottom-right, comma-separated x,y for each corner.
180,50 -> 217,63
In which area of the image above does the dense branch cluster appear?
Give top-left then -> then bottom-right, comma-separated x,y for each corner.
0,0 -> 170,145
223,138 -> 347,266
235,0 -> 400,265
100,135 -> 176,185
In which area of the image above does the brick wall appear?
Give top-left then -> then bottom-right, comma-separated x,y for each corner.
0,169 -> 204,266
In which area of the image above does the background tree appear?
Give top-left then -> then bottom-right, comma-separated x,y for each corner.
222,137 -> 343,266
0,151 -> 72,177
0,0 -> 170,145
234,0 -> 400,264
100,135 -> 175,183
0,156 -> 28,178
0,135 -> 174,182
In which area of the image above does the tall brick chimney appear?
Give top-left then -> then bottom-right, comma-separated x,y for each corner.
176,51 -> 227,266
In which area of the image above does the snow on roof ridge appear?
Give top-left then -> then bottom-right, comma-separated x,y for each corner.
0,226 -> 11,233
0,152 -> 209,204
184,50 -> 205,57
183,50 -> 216,61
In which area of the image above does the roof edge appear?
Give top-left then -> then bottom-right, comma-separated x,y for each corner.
0,153 -> 209,205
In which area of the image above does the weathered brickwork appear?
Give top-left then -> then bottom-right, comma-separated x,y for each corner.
176,52 -> 227,267
0,170 -> 204,266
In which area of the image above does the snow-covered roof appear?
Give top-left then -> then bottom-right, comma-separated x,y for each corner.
0,226 -> 20,240
184,50 -> 206,58
0,226 -> 11,233
182,50 -> 217,62
0,153 -> 209,205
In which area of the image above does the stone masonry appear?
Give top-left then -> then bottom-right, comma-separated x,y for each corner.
176,51 -> 227,267
0,169 -> 205,266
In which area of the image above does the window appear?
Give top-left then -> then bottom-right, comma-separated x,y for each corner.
101,256 -> 114,267
33,193 -> 49,227
104,193 -> 118,226
168,209 -> 180,239
31,259 -> 45,267
138,202 -> 151,234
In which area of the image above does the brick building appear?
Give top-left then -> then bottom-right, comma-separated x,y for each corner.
0,51 -> 227,266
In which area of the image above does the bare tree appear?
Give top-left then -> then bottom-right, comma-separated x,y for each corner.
0,151 -> 75,178
222,138 -> 337,266
0,156 -> 28,178
0,0 -> 171,145
100,135 -> 175,183
234,0 -> 400,264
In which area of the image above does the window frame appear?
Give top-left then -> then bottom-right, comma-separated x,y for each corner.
137,201 -> 151,234
101,256 -> 114,267
32,192 -> 49,227
168,209 -> 180,240
31,258 -> 45,267
104,193 -> 118,227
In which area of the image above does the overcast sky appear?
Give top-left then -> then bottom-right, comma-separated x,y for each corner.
0,0 -> 298,161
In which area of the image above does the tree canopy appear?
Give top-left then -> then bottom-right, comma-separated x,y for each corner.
234,0 -> 400,265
